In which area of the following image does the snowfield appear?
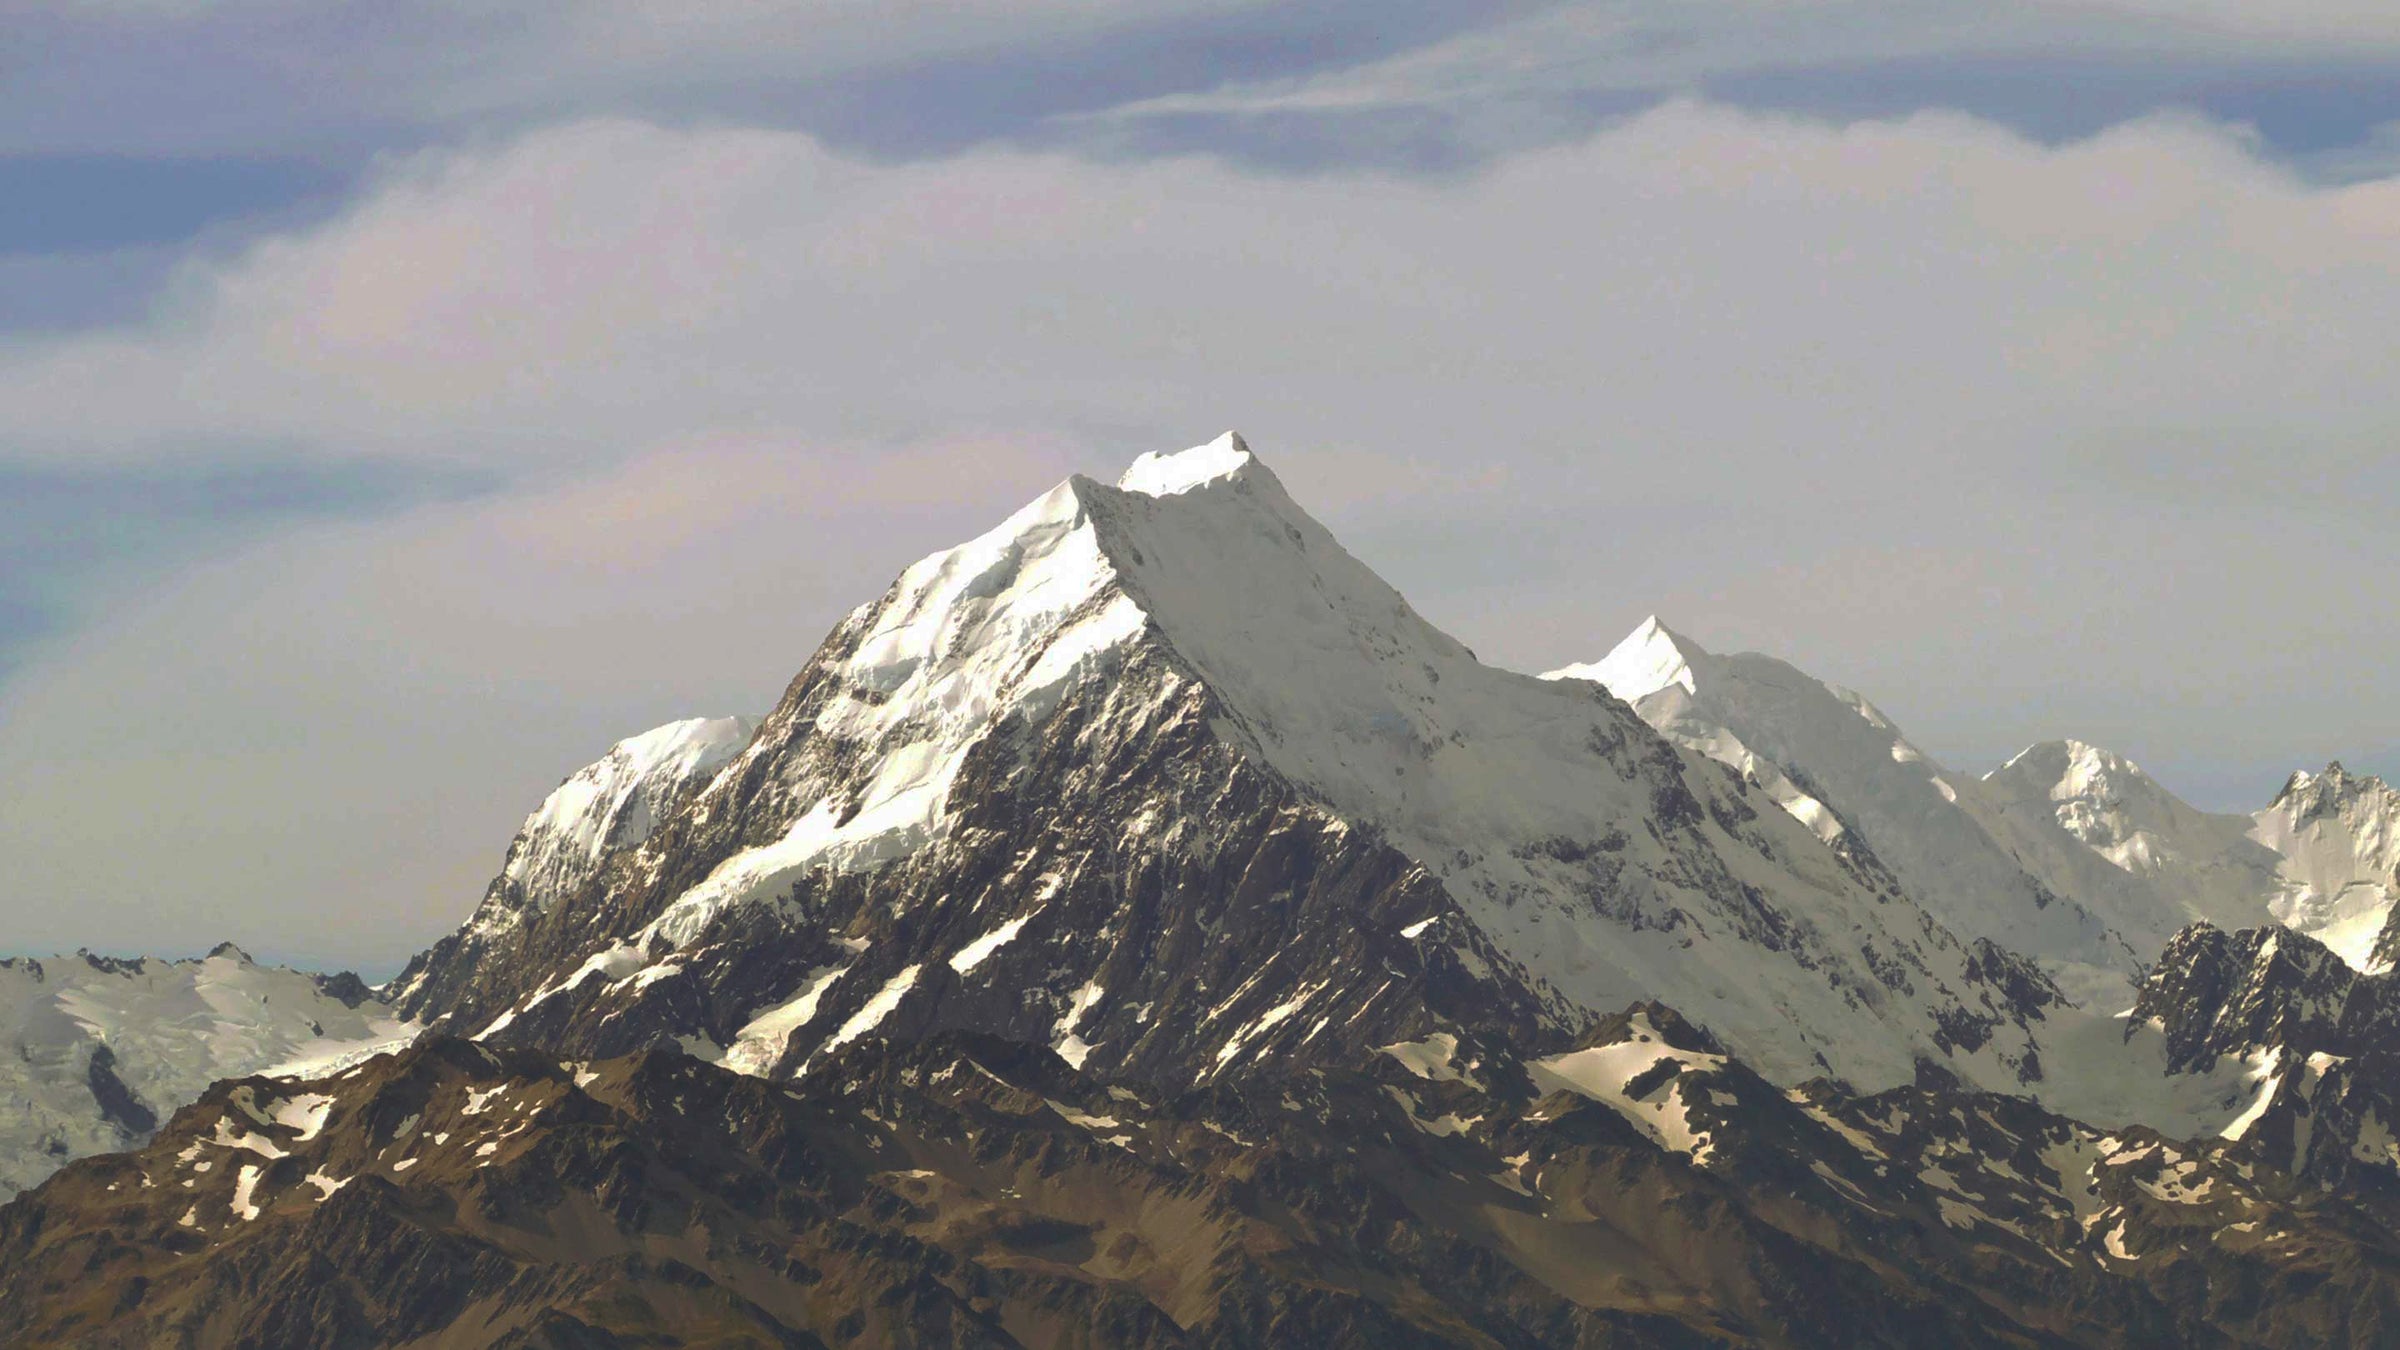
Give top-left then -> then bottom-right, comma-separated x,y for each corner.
0,946 -> 415,1197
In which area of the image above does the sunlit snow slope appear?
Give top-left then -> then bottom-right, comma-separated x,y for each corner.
1545,620 -> 2140,1007
1986,744 -> 2400,972
388,715 -> 756,1017
0,947 -> 413,1197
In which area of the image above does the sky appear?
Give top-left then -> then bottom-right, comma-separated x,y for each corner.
4,1 -> 2399,975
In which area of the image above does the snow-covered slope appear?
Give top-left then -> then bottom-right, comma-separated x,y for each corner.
1083,451 -> 2045,1087
387,715 -> 755,1016
1550,625 -> 2400,992
409,434 -> 2061,1095
1983,744 -> 2398,971
1544,620 -> 2139,1006
500,715 -> 759,908
2254,763 -> 2400,971
0,947 -> 414,1198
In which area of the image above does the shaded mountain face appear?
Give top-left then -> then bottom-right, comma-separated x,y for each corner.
12,1020 -> 2400,1349
0,947 -> 413,1200
387,436 -> 2057,1096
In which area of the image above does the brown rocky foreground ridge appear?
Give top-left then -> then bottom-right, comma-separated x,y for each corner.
8,1009 -> 2400,1349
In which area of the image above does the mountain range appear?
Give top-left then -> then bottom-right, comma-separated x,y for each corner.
6,434 -> 2399,1347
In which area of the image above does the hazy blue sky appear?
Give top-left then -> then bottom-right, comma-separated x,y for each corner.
6,1 -> 2400,973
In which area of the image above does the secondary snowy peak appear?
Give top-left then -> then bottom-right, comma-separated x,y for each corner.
1545,621 -> 1844,847
2254,763 -> 2400,972
0,949 -> 414,1198
420,434 -> 2065,1096
385,714 -> 757,1018
1118,429 -> 1256,496
1547,614 -> 1699,702
1976,741 -> 2400,966
1986,741 -> 2231,879
1545,620 -> 2137,998
503,715 -> 757,902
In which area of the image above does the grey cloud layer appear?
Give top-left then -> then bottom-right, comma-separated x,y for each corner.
3,103 -> 2397,966
18,1 -> 2400,166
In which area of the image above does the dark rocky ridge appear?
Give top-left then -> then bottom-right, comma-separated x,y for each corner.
2131,920 -> 2400,1192
10,1020 -> 2400,1348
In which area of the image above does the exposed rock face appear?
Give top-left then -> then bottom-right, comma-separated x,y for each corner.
0,948 -> 413,1200
11,1021 -> 2400,1348
2130,921 -> 2400,1189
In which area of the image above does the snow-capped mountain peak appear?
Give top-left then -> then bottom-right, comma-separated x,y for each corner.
1978,739 -> 2285,940
385,714 -> 758,1016
1977,742 -> 2400,972
1118,429 -> 1257,497
1545,620 -> 2140,999
1546,614 -> 1698,701
2253,761 -> 2400,971
504,715 -> 757,898
400,435 -> 2071,1094
1986,739 -> 2204,877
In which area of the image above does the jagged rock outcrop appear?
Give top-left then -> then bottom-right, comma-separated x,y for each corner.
2130,921 -> 2400,1189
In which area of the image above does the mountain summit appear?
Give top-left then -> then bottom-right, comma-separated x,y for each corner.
388,434 -> 2054,1092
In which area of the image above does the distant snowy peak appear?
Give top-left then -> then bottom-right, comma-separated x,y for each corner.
1547,614 -> 1699,701
1984,739 -> 2223,878
1981,742 -> 2400,971
1541,620 -> 1846,846
1545,619 -> 2136,994
2254,762 -> 2400,972
0,950 -> 413,1198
